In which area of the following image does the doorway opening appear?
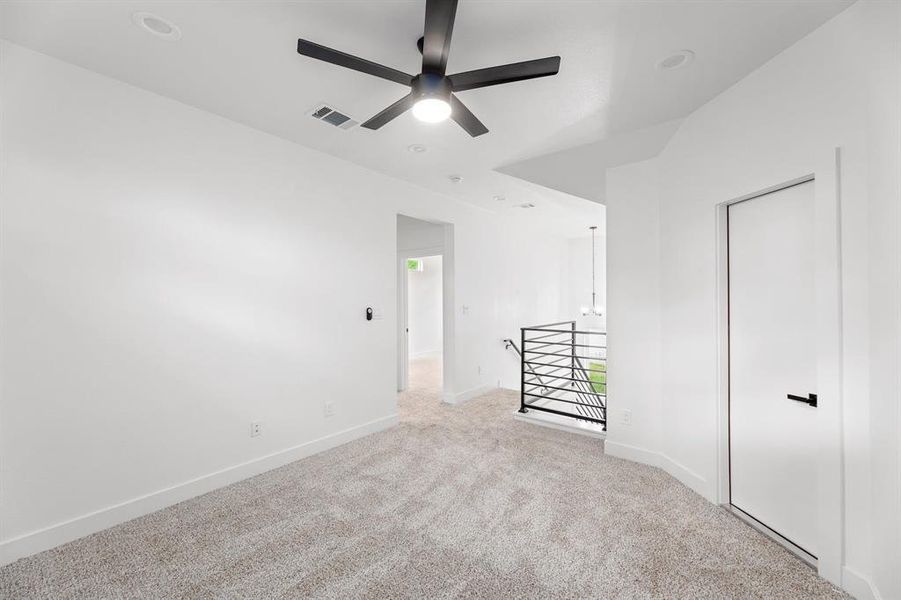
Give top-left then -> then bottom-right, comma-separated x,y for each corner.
405,255 -> 443,393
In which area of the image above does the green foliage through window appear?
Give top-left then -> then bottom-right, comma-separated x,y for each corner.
588,361 -> 607,394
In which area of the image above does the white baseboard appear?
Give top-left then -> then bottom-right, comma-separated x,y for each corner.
604,439 -> 659,465
607,443 -> 883,600
604,440 -> 709,500
513,409 -> 606,439
442,383 -> 493,405
842,566 -> 882,600
0,413 -> 399,567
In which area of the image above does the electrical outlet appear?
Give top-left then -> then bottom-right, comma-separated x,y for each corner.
250,422 -> 262,437
324,400 -> 335,417
621,409 -> 632,426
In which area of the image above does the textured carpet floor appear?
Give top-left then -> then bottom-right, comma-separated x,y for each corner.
0,358 -> 847,599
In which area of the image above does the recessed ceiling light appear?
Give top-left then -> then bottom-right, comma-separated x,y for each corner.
448,174 -> 463,184
656,50 -> 695,71
132,12 -> 182,41
408,144 -> 427,153
516,202 -> 536,209
493,195 -> 506,202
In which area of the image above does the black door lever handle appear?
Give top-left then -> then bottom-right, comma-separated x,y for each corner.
787,393 -> 817,407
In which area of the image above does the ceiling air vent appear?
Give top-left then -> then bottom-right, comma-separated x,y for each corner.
309,103 -> 358,130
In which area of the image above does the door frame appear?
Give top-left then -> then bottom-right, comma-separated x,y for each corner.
714,148 -> 844,585
395,219 -> 455,401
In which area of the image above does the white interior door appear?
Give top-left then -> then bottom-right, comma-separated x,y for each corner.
729,180 -> 818,558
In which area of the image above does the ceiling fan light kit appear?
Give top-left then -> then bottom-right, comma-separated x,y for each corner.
412,98 -> 451,123
410,72 -> 453,122
296,0 -> 560,137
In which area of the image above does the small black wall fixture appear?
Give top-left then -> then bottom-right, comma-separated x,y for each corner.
366,307 -> 373,321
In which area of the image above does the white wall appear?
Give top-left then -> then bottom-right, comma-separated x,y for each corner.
605,159 -> 663,464
396,215 -> 445,254
0,41 -> 585,562
490,220 -> 574,390
407,256 -> 443,358
605,2 -> 900,598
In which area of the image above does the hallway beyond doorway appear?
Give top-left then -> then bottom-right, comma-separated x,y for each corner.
407,354 -> 442,393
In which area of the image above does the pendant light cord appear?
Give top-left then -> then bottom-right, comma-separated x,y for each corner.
590,226 -> 597,311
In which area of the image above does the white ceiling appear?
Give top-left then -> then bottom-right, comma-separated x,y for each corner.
498,118 -> 684,204
0,0 -> 852,234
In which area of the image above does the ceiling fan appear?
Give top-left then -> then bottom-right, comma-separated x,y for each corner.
296,0 -> 561,137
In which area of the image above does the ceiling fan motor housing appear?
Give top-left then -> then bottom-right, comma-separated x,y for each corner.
412,72 -> 452,103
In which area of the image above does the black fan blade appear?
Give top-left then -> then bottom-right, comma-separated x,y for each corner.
297,39 -> 414,87
449,56 -> 561,92
361,94 -> 416,130
422,0 -> 458,74
450,95 -> 488,137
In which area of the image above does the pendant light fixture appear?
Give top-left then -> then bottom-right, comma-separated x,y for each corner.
581,226 -> 604,317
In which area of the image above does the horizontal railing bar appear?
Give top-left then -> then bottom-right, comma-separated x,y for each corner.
523,330 -> 574,342
526,392 -> 607,412
526,357 -> 571,371
524,382 -> 582,398
525,359 -> 605,372
524,387 -> 603,409
525,340 -> 574,353
531,354 -> 572,367
526,349 -> 577,359
527,366 -> 571,378
523,340 -> 608,350
523,347 -> 600,358
523,327 -> 606,335
524,349 -> 607,361
525,381 -> 606,400
525,404 -> 606,426
523,396 -> 607,420
525,372 -> 606,386
522,320 -> 576,330
528,386 -> 572,402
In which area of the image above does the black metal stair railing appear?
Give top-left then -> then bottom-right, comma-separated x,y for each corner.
505,320 -> 606,429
